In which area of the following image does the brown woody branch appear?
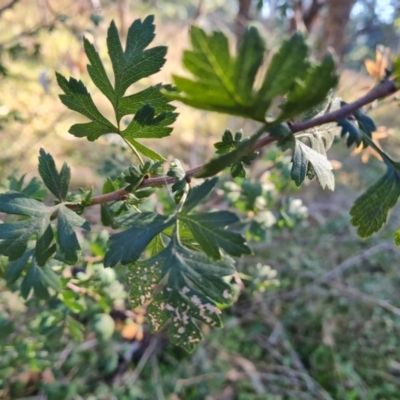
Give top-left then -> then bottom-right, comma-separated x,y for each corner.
75,79 -> 399,210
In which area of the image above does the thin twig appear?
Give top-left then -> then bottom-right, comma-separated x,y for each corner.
151,355 -> 165,400
328,282 -> 400,317
279,242 -> 398,301
70,80 -> 399,210
126,337 -> 159,384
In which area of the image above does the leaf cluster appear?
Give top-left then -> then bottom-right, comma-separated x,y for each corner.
105,178 -> 250,351
0,149 -> 90,299
167,28 -> 338,124
214,129 -> 259,178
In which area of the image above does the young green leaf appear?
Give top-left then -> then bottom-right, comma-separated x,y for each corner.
168,27 -> 337,124
296,96 -> 341,156
198,126 -> 266,178
213,129 -> 259,178
38,149 -> 71,201
124,165 -> 145,192
167,159 -> 187,201
291,139 -> 335,190
338,103 -> 376,148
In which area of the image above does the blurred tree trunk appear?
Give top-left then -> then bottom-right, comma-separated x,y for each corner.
303,0 -> 326,31
235,0 -> 251,42
118,0 -> 129,38
318,0 -> 357,61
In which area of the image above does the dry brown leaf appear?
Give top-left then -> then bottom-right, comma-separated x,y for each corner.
365,45 -> 390,80
121,322 -> 139,340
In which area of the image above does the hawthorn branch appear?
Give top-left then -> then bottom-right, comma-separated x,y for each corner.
76,79 -> 399,209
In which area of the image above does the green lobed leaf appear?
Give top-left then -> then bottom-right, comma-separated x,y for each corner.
291,139 -> 335,190
255,33 -> 308,115
35,224 -> 56,266
179,211 -> 251,260
8,175 -> 47,201
68,121 -> 117,141
121,104 -> 177,141
214,129 -> 235,154
83,36 -> 116,105
107,16 -> 167,103
231,162 -> 246,178
104,213 -> 175,267
56,73 -> 117,139
38,149 -> 71,201
6,249 -> 34,285
167,159 -> 187,200
198,126 -> 266,178
20,259 -> 61,300
278,54 -> 338,121
338,118 -> 363,148
57,207 -> 90,265
0,193 -> 53,260
350,164 -> 400,238
233,26 -> 265,103
0,155 -> 89,267
127,239 -> 235,352
168,26 -> 267,121
118,84 -> 176,117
